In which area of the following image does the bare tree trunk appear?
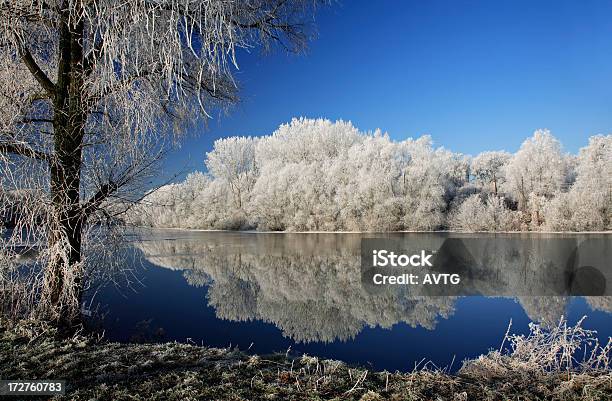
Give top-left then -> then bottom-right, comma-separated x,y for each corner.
42,7 -> 86,326
493,174 -> 498,195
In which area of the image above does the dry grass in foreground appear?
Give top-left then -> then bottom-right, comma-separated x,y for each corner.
1,317 -> 611,400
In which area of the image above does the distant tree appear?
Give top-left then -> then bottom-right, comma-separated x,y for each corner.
206,137 -> 258,210
543,134 -> 612,231
0,0 -> 322,325
399,137 -> 450,230
569,134 -> 612,229
449,193 -> 517,232
248,164 -> 296,230
255,118 -> 362,166
251,118 -> 362,230
471,151 -> 511,195
503,130 -> 569,211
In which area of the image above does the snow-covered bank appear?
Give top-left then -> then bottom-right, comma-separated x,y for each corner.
2,318 -> 610,400
133,226 -> 612,235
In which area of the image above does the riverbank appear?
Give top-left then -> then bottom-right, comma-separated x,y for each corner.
1,319 -> 611,400
133,226 -> 612,234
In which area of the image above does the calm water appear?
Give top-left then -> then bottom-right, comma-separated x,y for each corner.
91,229 -> 612,372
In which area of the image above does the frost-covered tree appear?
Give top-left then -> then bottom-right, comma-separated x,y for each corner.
449,193 -> 518,232
566,134 -> 612,230
0,0 -> 322,324
247,165 -> 296,230
543,135 -> 612,231
501,130 -> 573,230
206,136 -> 258,210
333,132 -> 406,231
400,138 -> 452,230
255,117 -> 362,166
503,130 -> 569,208
129,171 -> 212,228
471,151 -> 511,195
250,118 -> 362,230
181,176 -> 241,229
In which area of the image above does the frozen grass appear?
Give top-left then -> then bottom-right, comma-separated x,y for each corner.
1,317 -> 611,400
461,317 -> 612,378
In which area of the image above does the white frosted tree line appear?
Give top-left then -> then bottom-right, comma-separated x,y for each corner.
132,118 -> 612,232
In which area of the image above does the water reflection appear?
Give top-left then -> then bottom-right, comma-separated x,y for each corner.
133,231 -> 612,344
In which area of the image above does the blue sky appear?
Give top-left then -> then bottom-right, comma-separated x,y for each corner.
164,0 -> 612,176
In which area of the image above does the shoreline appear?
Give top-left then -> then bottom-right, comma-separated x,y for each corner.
132,226 -> 612,235
2,320 -> 610,400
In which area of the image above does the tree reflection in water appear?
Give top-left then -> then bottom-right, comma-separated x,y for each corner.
134,231 -> 612,344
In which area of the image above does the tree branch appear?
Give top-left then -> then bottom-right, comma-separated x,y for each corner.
0,141 -> 51,161
17,43 -> 56,97
82,181 -> 119,216
83,38 -> 104,76
20,117 -> 54,124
